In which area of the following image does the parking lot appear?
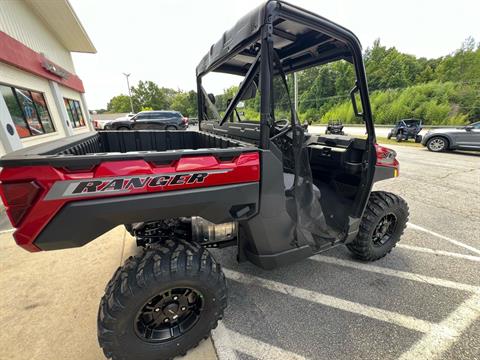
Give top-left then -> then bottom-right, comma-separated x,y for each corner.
0,143 -> 479,360
211,144 -> 480,360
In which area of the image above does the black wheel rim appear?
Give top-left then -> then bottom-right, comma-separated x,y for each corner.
372,214 -> 397,246
134,287 -> 203,342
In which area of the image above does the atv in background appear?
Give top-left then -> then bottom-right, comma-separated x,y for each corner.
0,2 -> 409,359
387,119 -> 423,142
325,120 -> 345,135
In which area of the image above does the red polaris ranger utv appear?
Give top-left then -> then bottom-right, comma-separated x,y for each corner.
0,2 -> 408,359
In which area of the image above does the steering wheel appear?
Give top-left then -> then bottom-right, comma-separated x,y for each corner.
274,119 -> 289,129
270,119 -> 292,140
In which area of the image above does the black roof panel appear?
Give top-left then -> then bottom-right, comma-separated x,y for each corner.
196,0 -> 361,77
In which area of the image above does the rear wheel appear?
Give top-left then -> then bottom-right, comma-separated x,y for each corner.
387,132 -> 392,140
117,126 -> 130,131
415,135 -> 422,143
426,136 -> 448,152
347,191 -> 408,261
98,240 -> 227,360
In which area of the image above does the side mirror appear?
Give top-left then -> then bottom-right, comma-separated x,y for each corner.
465,125 -> 473,131
208,93 -> 216,104
239,80 -> 257,101
349,85 -> 363,118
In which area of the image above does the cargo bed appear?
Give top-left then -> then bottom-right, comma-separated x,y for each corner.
0,130 -> 256,168
0,130 -> 260,252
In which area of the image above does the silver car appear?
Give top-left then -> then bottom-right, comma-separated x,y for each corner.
421,121 -> 480,152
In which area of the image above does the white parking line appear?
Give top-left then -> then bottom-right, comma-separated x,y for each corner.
398,244 -> 480,262
407,222 -> 480,255
223,268 -> 437,333
213,321 -> 308,360
312,255 -> 480,293
398,291 -> 480,360
212,322 -> 240,360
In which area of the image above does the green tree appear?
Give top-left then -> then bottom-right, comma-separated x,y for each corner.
131,81 -> 169,111
171,90 -> 197,117
106,95 -> 132,113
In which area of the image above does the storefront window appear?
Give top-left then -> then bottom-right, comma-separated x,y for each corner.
31,91 -> 54,133
64,98 -> 86,128
15,88 -> 45,135
0,84 -> 55,138
73,100 -> 86,126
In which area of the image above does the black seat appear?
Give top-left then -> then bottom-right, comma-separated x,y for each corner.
201,121 -> 260,144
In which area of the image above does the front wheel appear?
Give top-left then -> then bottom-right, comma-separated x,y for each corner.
387,132 -> 392,140
396,132 -> 403,142
347,191 -> 409,261
426,136 -> 448,152
98,240 -> 227,360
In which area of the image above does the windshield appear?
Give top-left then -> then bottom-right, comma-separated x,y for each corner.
404,119 -> 421,126
200,71 -> 260,123
200,57 -> 363,130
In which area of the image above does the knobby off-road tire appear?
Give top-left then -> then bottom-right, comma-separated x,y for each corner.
347,191 -> 409,261
98,240 -> 227,360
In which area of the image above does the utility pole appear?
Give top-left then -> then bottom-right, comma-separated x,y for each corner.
293,72 -> 298,112
123,73 -> 134,113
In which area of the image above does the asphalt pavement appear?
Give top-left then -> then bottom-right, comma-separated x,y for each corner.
209,144 -> 480,360
0,134 -> 478,360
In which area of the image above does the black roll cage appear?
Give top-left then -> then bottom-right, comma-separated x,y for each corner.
196,1 -> 376,150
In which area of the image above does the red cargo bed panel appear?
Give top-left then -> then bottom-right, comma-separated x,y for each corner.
0,152 -> 260,252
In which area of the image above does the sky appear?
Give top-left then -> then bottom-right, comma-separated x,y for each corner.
69,0 -> 480,110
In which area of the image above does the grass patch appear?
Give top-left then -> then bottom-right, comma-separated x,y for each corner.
376,136 -> 423,147
355,135 -> 423,147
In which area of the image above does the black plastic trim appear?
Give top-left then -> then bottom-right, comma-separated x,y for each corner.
373,165 -> 396,183
35,183 -> 259,251
244,244 -> 314,270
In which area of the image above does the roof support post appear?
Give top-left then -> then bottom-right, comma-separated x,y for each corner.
259,19 -> 274,150
197,77 -> 204,125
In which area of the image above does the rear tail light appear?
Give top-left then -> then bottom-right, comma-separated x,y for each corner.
0,181 -> 41,227
182,117 -> 189,125
375,144 -> 399,175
